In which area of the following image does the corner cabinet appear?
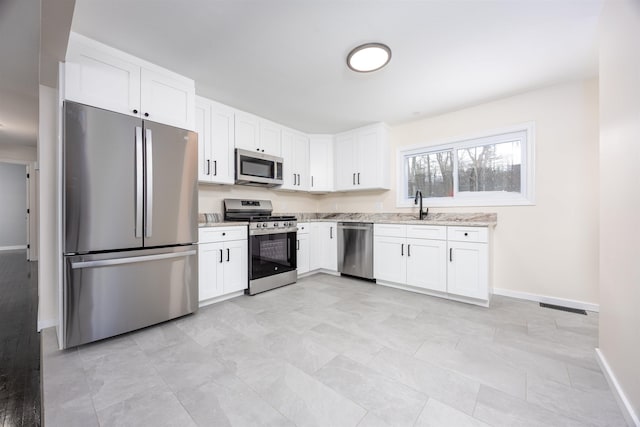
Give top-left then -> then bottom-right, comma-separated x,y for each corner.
64,32 -> 195,130
309,135 -> 334,193
335,123 -> 390,191
198,226 -> 248,306
310,222 -> 338,272
374,224 -> 491,306
195,96 -> 235,185
280,130 -> 310,191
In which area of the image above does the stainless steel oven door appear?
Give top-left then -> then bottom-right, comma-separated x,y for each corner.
249,230 -> 297,294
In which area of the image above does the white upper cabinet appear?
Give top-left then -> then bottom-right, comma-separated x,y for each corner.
280,129 -> 309,191
64,33 -> 195,130
234,113 -> 281,156
309,135 -> 334,193
334,123 -> 390,191
196,96 -> 235,185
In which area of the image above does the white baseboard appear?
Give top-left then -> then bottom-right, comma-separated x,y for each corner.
0,245 -> 27,251
198,290 -> 244,308
37,318 -> 57,331
493,288 -> 599,312
595,348 -> 640,427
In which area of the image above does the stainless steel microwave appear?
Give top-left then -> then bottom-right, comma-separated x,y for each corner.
235,149 -> 284,187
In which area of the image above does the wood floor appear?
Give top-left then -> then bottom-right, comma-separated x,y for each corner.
0,250 -> 40,427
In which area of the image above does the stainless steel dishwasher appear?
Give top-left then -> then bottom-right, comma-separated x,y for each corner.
337,222 -> 374,280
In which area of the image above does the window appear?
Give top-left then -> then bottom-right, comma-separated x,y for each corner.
398,124 -> 535,207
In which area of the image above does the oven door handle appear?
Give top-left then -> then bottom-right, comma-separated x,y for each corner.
249,226 -> 298,236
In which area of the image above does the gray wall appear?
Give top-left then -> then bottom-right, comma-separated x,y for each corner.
0,162 -> 27,247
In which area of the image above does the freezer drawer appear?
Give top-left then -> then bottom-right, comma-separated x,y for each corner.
63,246 -> 198,348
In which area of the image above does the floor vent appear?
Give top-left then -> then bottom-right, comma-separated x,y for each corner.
539,302 -> 587,315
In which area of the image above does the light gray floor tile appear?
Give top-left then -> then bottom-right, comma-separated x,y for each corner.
147,340 -> 229,392
414,340 -> 527,399
415,398 -> 491,427
259,328 -> 338,374
177,372 -> 294,427
473,385 -> 590,427
526,373 -> 627,426
96,384 -> 196,427
314,355 -> 427,426
366,347 -> 480,415
249,361 -> 367,427
42,274 -> 626,426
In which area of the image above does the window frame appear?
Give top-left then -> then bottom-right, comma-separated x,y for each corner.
397,122 -> 536,208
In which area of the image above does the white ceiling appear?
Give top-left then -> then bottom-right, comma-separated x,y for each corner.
0,0 -> 40,147
75,1 -> 601,134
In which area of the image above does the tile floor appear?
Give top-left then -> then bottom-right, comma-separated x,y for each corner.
42,273 -> 628,426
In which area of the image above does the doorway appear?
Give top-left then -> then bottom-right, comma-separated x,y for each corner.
0,161 -> 30,258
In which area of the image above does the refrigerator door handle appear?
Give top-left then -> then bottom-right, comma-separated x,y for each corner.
70,250 -> 197,269
135,126 -> 144,238
145,128 -> 153,237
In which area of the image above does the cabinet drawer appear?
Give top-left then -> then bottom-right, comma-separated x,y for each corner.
447,226 -> 488,243
199,226 -> 247,243
297,223 -> 310,234
374,223 -> 406,238
407,225 -> 446,240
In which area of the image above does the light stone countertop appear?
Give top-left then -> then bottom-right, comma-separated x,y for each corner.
199,212 -> 497,228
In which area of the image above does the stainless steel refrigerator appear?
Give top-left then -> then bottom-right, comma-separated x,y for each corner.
62,101 -> 199,348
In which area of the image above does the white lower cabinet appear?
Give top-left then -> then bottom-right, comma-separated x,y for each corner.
198,227 -> 248,304
374,224 -> 491,305
310,222 -> 338,272
296,227 -> 310,275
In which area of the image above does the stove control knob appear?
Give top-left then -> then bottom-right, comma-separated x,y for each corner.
263,222 -> 268,228
256,223 -> 261,228
274,222 -> 279,227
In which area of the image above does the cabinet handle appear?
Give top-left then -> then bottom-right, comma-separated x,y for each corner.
401,243 -> 404,256
213,160 -> 217,176
227,248 -> 230,262
132,109 -> 139,114
219,249 -> 223,263
144,112 -> 149,117
206,159 -> 211,175
357,172 -> 360,185
297,239 -> 300,250
262,149 -> 265,152
450,248 -> 453,262
293,173 -> 296,185
297,174 -> 300,185
222,232 -> 226,236
330,227 -> 333,239
257,148 -> 260,151
464,232 -> 468,236
311,176 -> 314,187
353,173 -> 356,185
408,244 -> 411,257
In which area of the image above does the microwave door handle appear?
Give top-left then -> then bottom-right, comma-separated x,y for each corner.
145,128 -> 153,238
135,126 -> 143,238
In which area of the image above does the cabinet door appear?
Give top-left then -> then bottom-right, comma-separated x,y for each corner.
293,133 -> 310,190
280,130 -> 296,189
235,112 -> 260,151
406,238 -> 447,292
223,240 -> 248,294
297,233 -> 310,275
198,242 -> 223,301
195,99 -> 212,182
447,241 -> 488,300
334,133 -> 356,190
355,127 -> 379,188
309,136 -> 333,192
309,222 -> 337,271
65,45 -> 141,117
259,120 -> 282,156
140,67 -> 195,130
210,102 -> 235,184
373,236 -> 406,284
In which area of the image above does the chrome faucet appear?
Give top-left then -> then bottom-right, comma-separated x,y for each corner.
414,190 -> 428,220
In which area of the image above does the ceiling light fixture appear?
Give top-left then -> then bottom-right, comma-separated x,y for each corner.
347,43 -> 391,73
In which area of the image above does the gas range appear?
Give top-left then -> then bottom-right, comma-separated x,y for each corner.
223,198 -> 298,295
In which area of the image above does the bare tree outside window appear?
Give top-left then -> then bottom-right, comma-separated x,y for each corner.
457,140 -> 521,193
406,150 -> 453,197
